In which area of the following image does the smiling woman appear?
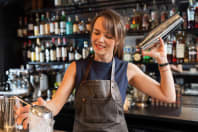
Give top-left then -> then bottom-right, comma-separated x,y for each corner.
90,9 -> 126,61
16,9 -> 176,132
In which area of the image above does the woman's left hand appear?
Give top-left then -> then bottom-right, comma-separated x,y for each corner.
142,37 -> 168,64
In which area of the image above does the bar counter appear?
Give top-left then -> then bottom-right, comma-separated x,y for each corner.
54,95 -> 198,132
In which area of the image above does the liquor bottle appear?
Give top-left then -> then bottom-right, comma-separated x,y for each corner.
35,38 -> 41,62
182,12 -> 188,30
125,17 -> 130,32
172,36 -> 177,63
34,13 -> 40,36
56,38 -> 62,62
17,16 -> 23,37
85,17 -> 91,34
31,41 -> 36,62
195,7 -> 198,28
54,11 -> 60,35
176,32 -> 185,64
40,42 -> 45,63
27,40 -> 32,62
28,14 -> 34,36
66,16 -> 73,35
142,4 -> 150,31
134,3 -> 142,31
22,41 -> 27,63
60,10 -> 66,35
166,35 -> 173,63
54,0 -> 62,7
75,45 -> 82,61
187,0 -> 195,29
62,37 -> 68,62
184,41 -> 189,63
82,41 -> 89,59
45,12 -> 50,35
68,41 -> 75,63
150,0 -> 159,29
123,47 -> 132,62
45,41 -> 50,63
73,15 -> 80,34
131,9 -> 137,31
79,20 -> 85,34
23,16 -> 28,37
132,48 -> 142,63
50,38 -> 57,62
39,14 -> 45,36
189,41 -> 197,62
160,6 -> 168,23
50,14 -> 55,35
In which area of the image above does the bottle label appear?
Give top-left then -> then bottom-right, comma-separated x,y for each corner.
45,49 -> 50,62
35,47 -> 41,61
73,24 -> 78,33
28,24 -> 34,31
54,0 -> 62,6
176,44 -> 185,58
50,23 -> 55,33
45,24 -> 50,35
50,50 -> 56,61
55,22 -> 60,34
66,24 -> 73,35
31,52 -> 36,62
27,50 -> 31,59
40,24 -> 45,35
79,24 -> 84,32
123,53 -> 132,61
75,52 -> 82,60
60,21 -> 66,33
62,47 -> 67,58
69,53 -> 74,61
56,47 -> 62,58
167,44 -> 172,54
17,29 -> 23,37
86,24 -> 91,32
34,26 -> 39,36
40,52 -> 45,62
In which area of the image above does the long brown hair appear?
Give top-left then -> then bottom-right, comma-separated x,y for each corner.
91,9 -> 126,59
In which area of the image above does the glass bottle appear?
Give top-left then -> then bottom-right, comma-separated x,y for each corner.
34,13 -> 40,36
172,36 -> 177,63
79,20 -> 85,34
182,12 -> 188,30
45,41 -> 50,63
45,12 -> 50,35
62,37 -> 68,62
28,14 -> 34,36
195,7 -> 198,28
150,0 -> 159,29
68,40 -> 75,63
50,14 -> 55,35
39,14 -> 45,36
66,16 -> 73,35
31,41 -> 36,62
60,10 -> 66,35
23,16 -> 28,37
176,32 -> 185,64
142,4 -> 150,31
166,35 -> 173,63
184,41 -> 189,63
17,16 -> 23,37
85,17 -> 91,34
187,0 -> 195,29
54,0 -> 62,7
50,38 -> 57,62
75,45 -> 82,61
22,41 -> 27,63
82,41 -> 89,59
56,38 -> 62,62
73,15 -> 80,34
189,41 -> 197,63
54,11 -> 60,35
40,41 -> 45,63
35,38 -> 41,62
27,40 -> 32,62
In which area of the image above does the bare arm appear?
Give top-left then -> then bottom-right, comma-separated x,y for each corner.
127,38 -> 176,103
47,62 -> 76,116
170,64 -> 183,72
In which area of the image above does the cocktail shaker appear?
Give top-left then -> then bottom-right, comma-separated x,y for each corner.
137,14 -> 184,50
29,105 -> 54,132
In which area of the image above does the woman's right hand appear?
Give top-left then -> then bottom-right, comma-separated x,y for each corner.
15,97 -> 47,130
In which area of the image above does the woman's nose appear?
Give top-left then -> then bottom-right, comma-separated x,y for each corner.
98,35 -> 105,42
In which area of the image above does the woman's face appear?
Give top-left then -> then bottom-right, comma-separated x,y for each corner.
91,17 -> 116,60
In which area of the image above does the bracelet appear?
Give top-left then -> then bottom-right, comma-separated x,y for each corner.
158,62 -> 169,67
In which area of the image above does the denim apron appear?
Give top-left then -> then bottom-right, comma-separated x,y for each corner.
73,58 -> 128,132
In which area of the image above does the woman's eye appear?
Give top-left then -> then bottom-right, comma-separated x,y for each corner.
105,35 -> 113,39
94,32 -> 100,35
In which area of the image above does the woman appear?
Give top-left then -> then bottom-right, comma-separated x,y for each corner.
16,9 -> 176,132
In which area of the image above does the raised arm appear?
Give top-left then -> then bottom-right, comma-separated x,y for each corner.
47,61 -> 77,116
127,38 -> 176,103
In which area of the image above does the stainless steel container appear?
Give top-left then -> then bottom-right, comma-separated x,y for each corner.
137,14 -> 184,50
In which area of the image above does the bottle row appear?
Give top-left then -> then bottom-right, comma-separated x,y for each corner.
22,38 -> 94,63
17,12 -> 92,38
123,31 -> 198,64
125,0 -> 198,32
